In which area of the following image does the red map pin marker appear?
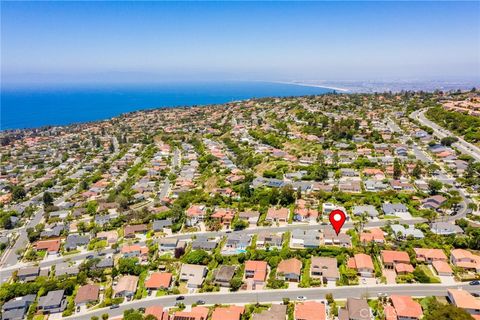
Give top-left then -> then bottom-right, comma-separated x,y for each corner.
329,209 -> 346,235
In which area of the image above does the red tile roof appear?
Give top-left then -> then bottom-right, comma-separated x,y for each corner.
348,253 -> 374,270
414,248 -> 447,261
390,295 -> 423,319
124,224 -> 148,236
381,250 -> 410,265
277,258 -> 302,276
267,207 -> 289,220
145,272 -> 172,289
432,260 -> 453,274
211,305 -> 244,320
145,306 -> 169,320
121,245 -> 149,255
74,284 -> 99,304
173,306 -> 209,320
245,260 -> 268,282
451,249 -> 480,270
35,239 -> 61,253
186,205 -> 205,217
395,263 -> 414,273
360,228 -> 385,243
383,305 -> 397,320
448,289 -> 480,311
295,301 -> 326,320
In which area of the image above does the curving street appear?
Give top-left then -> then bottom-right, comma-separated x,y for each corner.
64,283 -> 478,320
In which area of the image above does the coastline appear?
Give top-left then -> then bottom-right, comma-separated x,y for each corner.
269,80 -> 350,93
1,81 -> 334,131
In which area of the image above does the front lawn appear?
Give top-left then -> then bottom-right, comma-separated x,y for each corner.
416,265 -> 441,283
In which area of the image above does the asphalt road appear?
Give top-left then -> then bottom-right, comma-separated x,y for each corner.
158,178 -> 171,200
411,109 -> 480,162
0,187 -> 84,283
65,283 -> 478,320
160,217 -> 426,241
392,114 -> 472,223
172,147 -> 181,169
0,216 -> 425,281
412,144 -> 433,164
0,161 -> 84,282
0,181 -> 79,268
0,207 -> 44,270
386,117 -> 403,134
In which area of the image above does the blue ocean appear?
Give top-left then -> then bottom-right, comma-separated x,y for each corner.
1,81 -> 332,130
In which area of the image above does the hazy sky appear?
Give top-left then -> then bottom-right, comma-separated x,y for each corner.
1,1 -> 479,84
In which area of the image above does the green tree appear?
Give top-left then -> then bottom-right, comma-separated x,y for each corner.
279,185 -> 295,206
116,195 -> 129,210
182,250 -> 210,265
467,228 -> 480,250
440,136 -> 459,146
412,266 -> 430,283
427,164 -> 440,175
123,309 -> 143,320
468,202 -> 478,211
43,192 -> 53,206
423,300 -> 474,320
428,180 -> 443,195
232,219 -> 248,231
86,201 -> 98,215
11,186 -> 26,201
0,211 -> 15,229
229,277 -> 243,291
393,158 -> 401,179
313,164 -> 328,181
117,258 -> 144,276
80,180 -> 89,191
412,162 -> 422,179
421,209 -> 438,225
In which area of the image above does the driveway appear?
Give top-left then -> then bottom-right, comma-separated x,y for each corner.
360,277 -> 377,285
288,282 -> 298,289
383,269 -> 397,284
49,313 -> 64,320
394,212 -> 413,220
438,275 -> 456,285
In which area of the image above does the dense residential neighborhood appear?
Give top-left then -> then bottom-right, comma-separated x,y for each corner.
0,90 -> 479,320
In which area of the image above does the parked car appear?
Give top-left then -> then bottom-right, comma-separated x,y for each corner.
196,300 -> 205,305
110,305 -> 119,309
296,296 -> 307,301
176,296 -> 185,301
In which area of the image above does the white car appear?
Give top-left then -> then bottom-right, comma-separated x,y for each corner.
296,296 -> 307,301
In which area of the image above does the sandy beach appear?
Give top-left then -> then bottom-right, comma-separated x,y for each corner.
270,81 -> 350,93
